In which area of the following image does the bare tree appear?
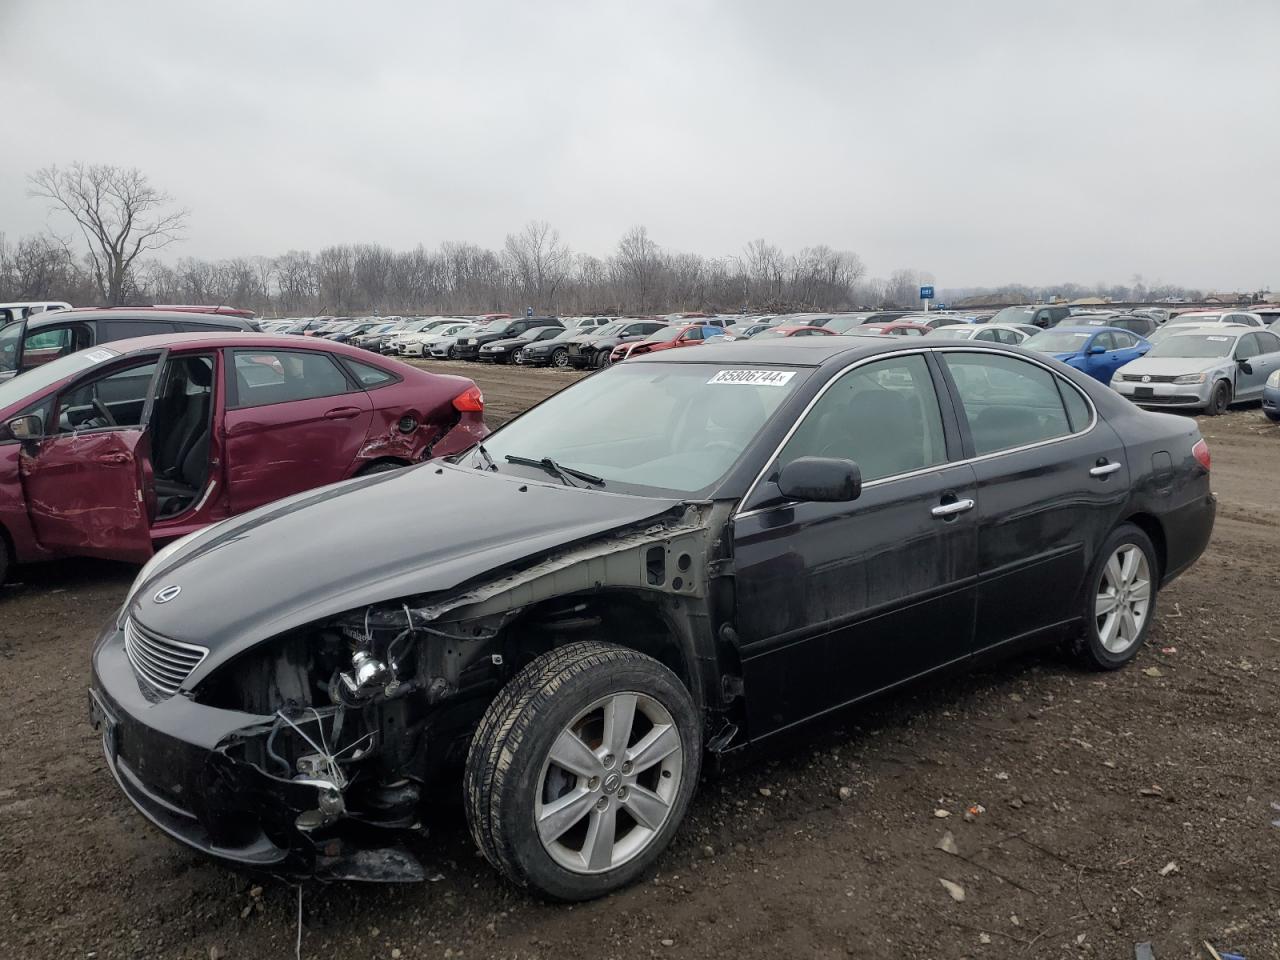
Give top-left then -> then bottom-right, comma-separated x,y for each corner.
503,220 -> 571,312
614,226 -> 662,311
27,163 -> 187,305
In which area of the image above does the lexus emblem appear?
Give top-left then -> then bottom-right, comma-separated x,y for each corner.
153,585 -> 182,604
1142,375 -> 1151,383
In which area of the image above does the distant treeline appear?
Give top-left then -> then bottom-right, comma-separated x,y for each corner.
0,223 -> 1215,316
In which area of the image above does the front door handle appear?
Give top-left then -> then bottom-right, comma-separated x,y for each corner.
1090,461 -> 1122,478
324,407 -> 363,420
95,453 -> 131,465
931,498 -> 975,518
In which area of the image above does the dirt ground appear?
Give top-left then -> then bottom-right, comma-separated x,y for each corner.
1,361 -> 1278,960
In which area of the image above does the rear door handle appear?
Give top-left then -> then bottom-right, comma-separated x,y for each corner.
95,453 -> 131,465
324,407 -> 363,420
1090,461 -> 1122,477
931,498 -> 975,518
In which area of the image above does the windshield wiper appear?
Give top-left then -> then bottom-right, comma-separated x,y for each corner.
474,443 -> 497,471
505,455 -> 604,487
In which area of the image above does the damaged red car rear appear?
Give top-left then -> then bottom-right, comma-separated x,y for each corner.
0,333 -> 485,583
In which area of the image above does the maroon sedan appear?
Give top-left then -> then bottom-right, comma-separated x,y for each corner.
750,324 -> 837,339
0,333 -> 486,582
857,321 -> 932,337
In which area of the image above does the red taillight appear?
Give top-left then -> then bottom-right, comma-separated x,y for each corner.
1192,438 -> 1210,471
453,385 -> 484,413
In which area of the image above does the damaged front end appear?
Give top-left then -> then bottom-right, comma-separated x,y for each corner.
91,500 -> 734,882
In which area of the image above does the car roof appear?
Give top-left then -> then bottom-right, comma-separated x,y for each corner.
18,309 -> 254,330
1050,325 -> 1125,335
94,331 -> 388,358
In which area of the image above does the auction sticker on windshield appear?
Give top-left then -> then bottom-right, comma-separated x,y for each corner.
708,369 -> 796,386
1207,336 -> 1229,341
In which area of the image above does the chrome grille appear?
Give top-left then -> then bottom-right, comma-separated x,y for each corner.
1121,373 -> 1178,383
123,618 -> 208,696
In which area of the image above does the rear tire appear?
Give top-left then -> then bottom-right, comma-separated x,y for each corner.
551,348 -> 569,369
1206,380 -> 1231,416
1074,523 -> 1158,670
1265,410 -> 1280,423
465,641 -> 701,901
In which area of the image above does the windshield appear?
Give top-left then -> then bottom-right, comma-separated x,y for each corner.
1146,334 -> 1236,359
0,346 -> 122,411
992,307 -> 1035,324
1025,331 -> 1091,353
1168,313 -> 1222,326
484,320 -> 513,335
470,362 -> 806,495
645,327 -> 684,344
926,327 -> 975,339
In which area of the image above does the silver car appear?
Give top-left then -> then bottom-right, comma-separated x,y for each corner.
1111,327 -> 1280,415
923,323 -> 1036,344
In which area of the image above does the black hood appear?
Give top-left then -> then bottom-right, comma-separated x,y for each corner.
128,463 -> 682,685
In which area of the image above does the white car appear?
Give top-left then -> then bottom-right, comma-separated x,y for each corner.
399,323 -> 475,358
923,323 -> 1036,345
391,320 -> 468,356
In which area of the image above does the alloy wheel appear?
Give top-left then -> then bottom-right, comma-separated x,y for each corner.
551,349 -> 569,368
534,692 -> 682,875
1094,544 -> 1152,653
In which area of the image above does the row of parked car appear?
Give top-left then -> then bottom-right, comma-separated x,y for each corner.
313,304 -> 1280,420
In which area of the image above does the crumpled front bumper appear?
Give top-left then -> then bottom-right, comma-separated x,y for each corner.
89,620 -> 425,882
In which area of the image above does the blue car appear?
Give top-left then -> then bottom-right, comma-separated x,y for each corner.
1024,325 -> 1151,384
1264,369 -> 1280,422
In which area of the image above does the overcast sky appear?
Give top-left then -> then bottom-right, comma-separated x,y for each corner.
3,0 -> 1278,289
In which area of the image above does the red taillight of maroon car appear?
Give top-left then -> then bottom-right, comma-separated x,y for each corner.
453,385 -> 484,412
1192,438 -> 1210,471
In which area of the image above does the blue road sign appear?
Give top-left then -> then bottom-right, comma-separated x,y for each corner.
919,285 -> 935,300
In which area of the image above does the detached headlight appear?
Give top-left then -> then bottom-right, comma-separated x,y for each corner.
1267,370 -> 1280,389
1174,372 -> 1206,385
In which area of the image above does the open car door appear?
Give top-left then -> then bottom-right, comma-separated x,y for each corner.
18,352 -> 165,563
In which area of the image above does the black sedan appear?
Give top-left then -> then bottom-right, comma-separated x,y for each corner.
477,325 -> 566,364
91,337 -> 1214,900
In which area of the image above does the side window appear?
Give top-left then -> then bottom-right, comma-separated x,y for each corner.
23,323 -> 93,369
683,327 -> 703,341
104,320 -> 175,340
1113,332 -> 1138,349
778,354 -> 947,484
1235,334 -> 1260,359
1256,331 -> 1280,353
342,358 -> 397,388
1058,380 -> 1092,432
57,360 -> 159,432
942,353 -> 1076,455
230,350 -> 353,408
1094,332 -> 1117,351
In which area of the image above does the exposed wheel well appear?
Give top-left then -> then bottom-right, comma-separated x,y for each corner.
502,592 -> 700,699
356,457 -> 412,476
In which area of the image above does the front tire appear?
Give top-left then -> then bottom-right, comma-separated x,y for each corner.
465,641 -> 701,901
1206,380 -> 1231,416
1075,523 -> 1158,670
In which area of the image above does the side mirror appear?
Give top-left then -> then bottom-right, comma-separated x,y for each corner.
1238,358 -> 1253,374
777,456 -> 862,503
1088,345 -> 1106,355
7,414 -> 43,440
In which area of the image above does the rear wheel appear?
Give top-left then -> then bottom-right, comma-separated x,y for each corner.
1265,410 -> 1280,423
1075,523 -> 1158,670
513,349 -> 525,365
465,641 -> 700,901
1206,380 -> 1231,416
551,348 -> 569,369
